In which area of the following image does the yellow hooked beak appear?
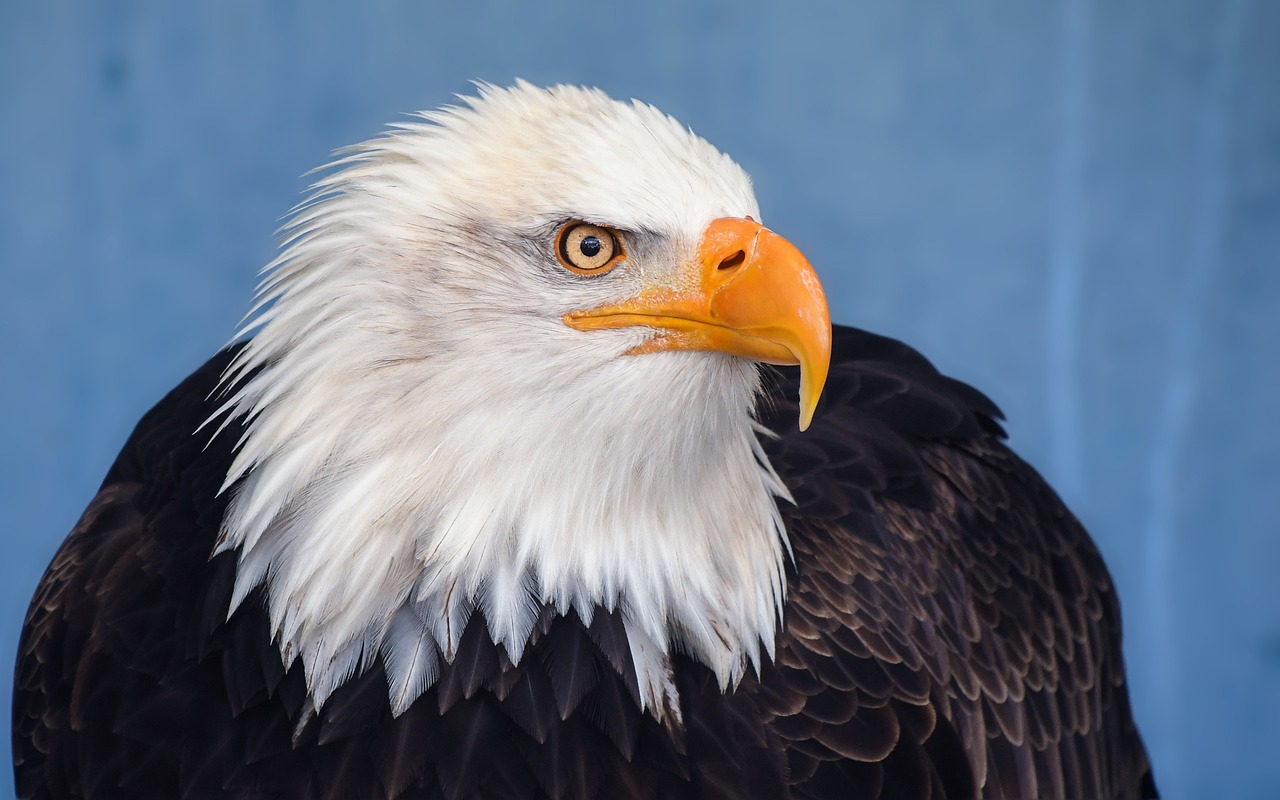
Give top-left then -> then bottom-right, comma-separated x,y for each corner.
563,217 -> 831,431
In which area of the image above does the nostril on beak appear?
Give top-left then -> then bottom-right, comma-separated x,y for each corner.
718,250 -> 746,272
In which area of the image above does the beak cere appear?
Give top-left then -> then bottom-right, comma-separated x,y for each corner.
563,217 -> 832,430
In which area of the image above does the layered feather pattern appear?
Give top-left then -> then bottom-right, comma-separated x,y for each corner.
15,329 -> 1157,798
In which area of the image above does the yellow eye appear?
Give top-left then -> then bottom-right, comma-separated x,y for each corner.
557,222 -> 623,274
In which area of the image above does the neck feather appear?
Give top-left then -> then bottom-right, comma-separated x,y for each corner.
215,321 -> 792,718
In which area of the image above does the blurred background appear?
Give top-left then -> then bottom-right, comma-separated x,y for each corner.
2,1 -> 1277,797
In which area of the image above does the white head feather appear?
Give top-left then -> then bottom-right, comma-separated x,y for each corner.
214,82 -> 792,719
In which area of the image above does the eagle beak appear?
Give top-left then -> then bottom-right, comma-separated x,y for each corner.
564,217 -> 832,431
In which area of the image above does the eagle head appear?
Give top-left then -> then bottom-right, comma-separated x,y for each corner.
213,82 -> 831,717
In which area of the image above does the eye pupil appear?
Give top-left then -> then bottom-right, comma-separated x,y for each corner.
557,222 -> 621,274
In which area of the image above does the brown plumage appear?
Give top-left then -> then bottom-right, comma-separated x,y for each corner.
13,325 -> 1155,799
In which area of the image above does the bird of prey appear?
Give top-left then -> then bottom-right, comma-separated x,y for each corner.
13,82 -> 1156,799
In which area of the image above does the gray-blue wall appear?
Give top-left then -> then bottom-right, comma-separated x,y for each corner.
3,2 -> 1277,797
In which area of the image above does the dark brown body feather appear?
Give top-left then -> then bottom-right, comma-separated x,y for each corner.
12,325 -> 1156,799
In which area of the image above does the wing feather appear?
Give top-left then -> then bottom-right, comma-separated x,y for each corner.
751,324 -> 1156,799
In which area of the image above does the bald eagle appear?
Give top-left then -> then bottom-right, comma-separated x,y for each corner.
13,83 -> 1155,800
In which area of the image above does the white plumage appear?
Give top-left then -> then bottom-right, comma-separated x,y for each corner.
214,83 -> 791,717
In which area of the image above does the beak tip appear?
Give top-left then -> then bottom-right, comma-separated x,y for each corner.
796,350 -> 829,435
797,394 -> 818,432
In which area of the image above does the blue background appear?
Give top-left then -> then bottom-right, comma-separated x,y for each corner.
3,1 -> 1278,797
